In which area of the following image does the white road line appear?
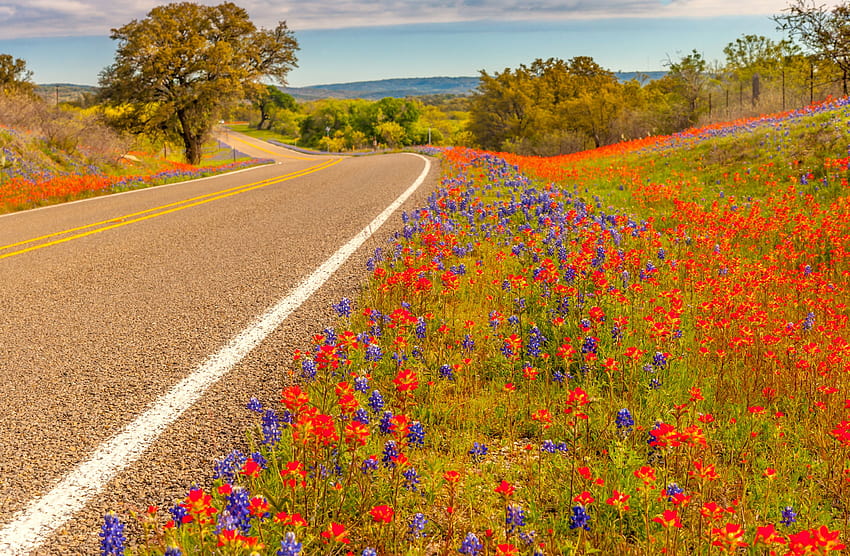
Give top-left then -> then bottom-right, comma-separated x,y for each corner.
0,153 -> 431,555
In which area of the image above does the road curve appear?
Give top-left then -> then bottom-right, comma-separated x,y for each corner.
0,135 -> 439,554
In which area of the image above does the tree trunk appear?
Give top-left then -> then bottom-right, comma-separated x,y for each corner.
177,108 -> 204,165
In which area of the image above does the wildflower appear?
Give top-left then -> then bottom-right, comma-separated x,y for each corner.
469,442 -> 488,463
459,532 -> 484,555
495,544 -> 519,555
100,513 -> 126,556
754,524 -> 787,547
506,503 -> 526,533
361,549 -> 378,556
320,522 -> 350,544
780,506 -> 798,527
379,411 -> 394,434
407,512 -> 428,539
439,364 -> 456,380
368,390 -> 385,413
403,467 -> 421,491
393,368 -> 419,392
353,375 -> 369,392
573,491 -> 595,506
653,509 -> 682,528
606,490 -> 631,512
711,523 -> 748,552
615,408 -> 634,436
277,532 -> 302,556
407,420 -> 426,447
332,297 -> 352,317
370,504 -> 395,523
494,479 -> 515,497
246,397 -> 262,412
219,487 -> 251,534
382,440 -> 400,468
361,455 -> 379,474
569,506 -> 591,530
261,409 -> 281,445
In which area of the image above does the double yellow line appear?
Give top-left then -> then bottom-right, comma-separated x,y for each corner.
0,157 -> 342,261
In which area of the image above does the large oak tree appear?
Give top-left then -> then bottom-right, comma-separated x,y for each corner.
99,2 -> 298,164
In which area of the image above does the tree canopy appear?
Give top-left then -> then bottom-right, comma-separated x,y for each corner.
98,2 -> 298,164
0,54 -> 35,97
774,0 -> 850,94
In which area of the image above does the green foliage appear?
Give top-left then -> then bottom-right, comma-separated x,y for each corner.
297,97 -> 424,150
0,53 -> 35,97
469,57 -> 662,155
98,1 -> 298,164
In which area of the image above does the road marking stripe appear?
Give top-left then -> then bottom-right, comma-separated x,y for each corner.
226,134 -> 315,160
0,158 -> 342,260
0,153 -> 430,555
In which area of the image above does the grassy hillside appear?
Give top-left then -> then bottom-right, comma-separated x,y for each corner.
108,99 -> 850,555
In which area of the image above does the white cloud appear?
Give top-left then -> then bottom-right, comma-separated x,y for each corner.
0,0 -> 840,38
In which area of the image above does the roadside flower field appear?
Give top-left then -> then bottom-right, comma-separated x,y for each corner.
0,141 -> 271,213
108,100 -> 849,555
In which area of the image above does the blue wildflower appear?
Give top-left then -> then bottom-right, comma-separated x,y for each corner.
277,532 -> 302,556
458,532 -> 484,555
407,421 -> 425,447
100,513 -> 125,556
408,512 -> 428,539
780,506 -> 798,527
569,505 -> 591,531
246,397 -> 262,412
368,390 -> 385,413
468,442 -> 488,463
262,409 -> 281,446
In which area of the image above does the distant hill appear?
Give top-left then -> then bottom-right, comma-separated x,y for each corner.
35,73 -> 669,104
282,72 -> 666,101
35,83 -> 97,104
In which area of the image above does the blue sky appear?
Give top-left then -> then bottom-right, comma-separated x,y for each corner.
0,1 -> 823,87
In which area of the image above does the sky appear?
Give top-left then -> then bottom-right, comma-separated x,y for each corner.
0,0 -> 829,87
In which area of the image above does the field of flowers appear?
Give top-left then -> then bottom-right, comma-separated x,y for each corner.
0,124 -> 271,214
103,99 -> 850,555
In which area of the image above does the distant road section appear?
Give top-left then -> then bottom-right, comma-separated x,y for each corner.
0,135 -> 437,554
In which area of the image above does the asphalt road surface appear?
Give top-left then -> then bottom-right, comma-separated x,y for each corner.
0,134 -> 438,554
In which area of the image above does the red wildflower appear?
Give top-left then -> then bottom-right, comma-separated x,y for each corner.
320,522 -> 350,544
370,504 -> 395,523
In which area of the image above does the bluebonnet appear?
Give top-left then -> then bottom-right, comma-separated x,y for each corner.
508,315 -> 520,326
365,343 -> 383,362
277,532 -> 302,556
581,336 -> 598,355
361,549 -> 377,556
213,450 -> 247,482
506,503 -> 526,533
361,456 -> 379,474
354,376 -> 369,392
164,548 -> 182,556
332,297 -> 352,318
439,364 -> 456,381
322,327 -> 337,345
527,326 -> 547,357
220,487 -> 251,533
569,505 -> 591,530
169,504 -> 189,528
541,440 -> 568,454
250,451 -> 267,470
665,483 -> 684,501
353,408 -> 370,424
616,408 -> 635,436
246,397 -> 262,412
403,467 -> 421,491
519,530 -> 537,546
652,351 -> 668,368
415,317 -> 427,339
461,334 -> 475,351
379,411 -> 394,434
780,506 -> 798,527
458,532 -> 484,555
408,512 -> 428,539
262,409 -> 281,446
301,358 -> 316,380
468,442 -> 488,463
382,440 -> 399,468
368,390 -> 385,413
100,513 -> 125,556
802,312 -> 815,331
407,421 -> 425,447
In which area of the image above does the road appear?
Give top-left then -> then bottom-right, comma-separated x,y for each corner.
0,134 -> 438,554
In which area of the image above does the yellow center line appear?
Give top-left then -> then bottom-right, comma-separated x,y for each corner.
226,134 -> 316,160
0,157 -> 343,261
